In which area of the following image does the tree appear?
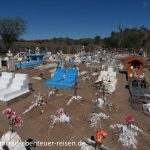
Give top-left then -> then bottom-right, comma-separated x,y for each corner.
103,37 -> 119,48
111,31 -> 116,36
78,38 -> 94,46
0,17 -> 27,50
94,35 -> 101,44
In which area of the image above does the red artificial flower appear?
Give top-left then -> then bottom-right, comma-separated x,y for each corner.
3,108 -> 23,128
15,116 -> 23,126
56,108 -> 64,117
125,115 -> 135,124
10,111 -> 16,119
3,108 -> 12,118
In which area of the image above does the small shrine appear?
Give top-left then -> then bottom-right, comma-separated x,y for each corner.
122,56 -> 149,80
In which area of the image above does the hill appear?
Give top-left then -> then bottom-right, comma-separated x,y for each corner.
103,27 -> 150,49
0,27 -> 150,54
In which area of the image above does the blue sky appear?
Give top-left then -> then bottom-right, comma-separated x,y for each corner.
0,0 -> 150,40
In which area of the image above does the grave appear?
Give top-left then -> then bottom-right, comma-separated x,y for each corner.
95,66 -> 117,94
15,52 -> 44,69
0,58 -> 2,68
0,73 -> 30,102
0,131 -> 26,150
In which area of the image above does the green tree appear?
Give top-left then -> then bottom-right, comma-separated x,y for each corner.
94,35 -> 101,44
119,32 -> 141,48
78,38 -> 94,46
0,17 -> 27,50
103,37 -> 119,48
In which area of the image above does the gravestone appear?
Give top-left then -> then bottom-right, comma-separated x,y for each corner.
6,50 -> 13,58
7,58 -> 15,71
6,50 -> 15,71
0,58 -> 2,68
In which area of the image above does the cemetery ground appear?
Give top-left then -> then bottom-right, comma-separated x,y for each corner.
0,65 -> 150,150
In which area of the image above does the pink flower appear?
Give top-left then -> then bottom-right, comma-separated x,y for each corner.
3,108 -> 12,118
15,116 -> 23,126
56,108 -> 64,117
3,108 -> 23,128
125,115 -> 135,124
10,111 -> 16,119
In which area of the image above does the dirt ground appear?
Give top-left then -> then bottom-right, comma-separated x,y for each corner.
0,64 -> 150,150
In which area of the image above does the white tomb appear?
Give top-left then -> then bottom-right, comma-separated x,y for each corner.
143,103 -> 150,112
95,67 -> 117,94
0,131 -> 26,150
0,72 -> 14,90
0,73 -> 30,101
0,58 -> 2,68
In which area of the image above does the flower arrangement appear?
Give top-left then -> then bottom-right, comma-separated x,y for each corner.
110,123 -> 143,149
56,108 -> 64,118
50,108 -> 70,128
96,129 -> 108,144
125,115 -> 135,125
109,115 -> 143,149
3,108 -> 23,132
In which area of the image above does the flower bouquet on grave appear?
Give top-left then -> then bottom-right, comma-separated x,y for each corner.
34,93 -> 47,114
110,115 -> 144,150
120,115 -> 135,133
3,108 -> 23,132
125,115 -> 135,127
95,129 -> 108,146
50,108 -> 70,128
82,129 -> 110,150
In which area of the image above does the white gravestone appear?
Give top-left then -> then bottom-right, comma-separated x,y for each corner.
8,58 -> 15,71
0,58 -> 2,68
6,50 -> 15,71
